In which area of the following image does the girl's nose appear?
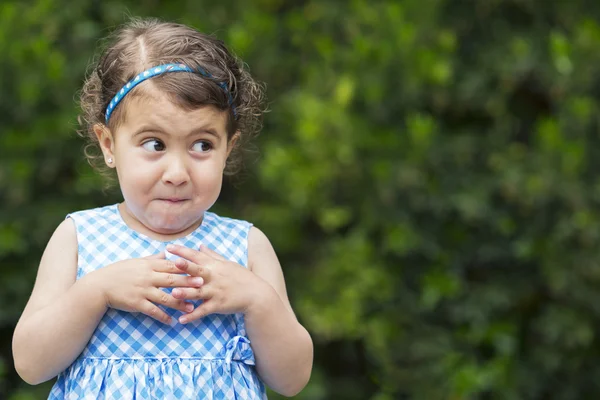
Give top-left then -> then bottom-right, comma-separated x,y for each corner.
162,157 -> 189,186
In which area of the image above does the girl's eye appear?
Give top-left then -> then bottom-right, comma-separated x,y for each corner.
142,139 -> 165,152
192,141 -> 212,153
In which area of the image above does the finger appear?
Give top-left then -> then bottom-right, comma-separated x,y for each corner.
166,244 -> 212,265
153,271 -> 204,288
172,286 -> 212,301
148,288 -> 195,314
179,300 -> 218,324
150,259 -> 182,274
143,251 -> 166,260
140,300 -> 173,324
173,258 -> 212,281
199,245 -> 228,261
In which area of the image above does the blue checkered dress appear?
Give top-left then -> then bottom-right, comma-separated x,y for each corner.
49,204 -> 267,399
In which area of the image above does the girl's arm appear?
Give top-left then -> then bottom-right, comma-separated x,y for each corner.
12,219 -> 108,384
166,228 -> 314,396
12,219 -> 201,385
245,227 -> 313,397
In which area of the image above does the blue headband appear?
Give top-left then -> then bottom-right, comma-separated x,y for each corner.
104,63 -> 236,123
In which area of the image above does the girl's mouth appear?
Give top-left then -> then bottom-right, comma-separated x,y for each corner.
159,198 -> 188,203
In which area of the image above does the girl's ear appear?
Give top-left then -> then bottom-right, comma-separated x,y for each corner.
93,124 -> 116,168
226,131 -> 240,159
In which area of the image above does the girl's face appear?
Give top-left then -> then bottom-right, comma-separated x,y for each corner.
96,86 -> 234,239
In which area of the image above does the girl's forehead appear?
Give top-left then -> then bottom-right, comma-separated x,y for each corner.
121,87 -> 229,133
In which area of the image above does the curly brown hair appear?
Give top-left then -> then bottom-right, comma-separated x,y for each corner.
78,17 -> 266,181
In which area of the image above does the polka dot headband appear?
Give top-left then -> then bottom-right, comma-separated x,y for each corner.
104,63 -> 236,123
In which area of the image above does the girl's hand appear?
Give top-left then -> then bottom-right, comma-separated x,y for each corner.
165,244 -> 267,324
89,252 -> 204,324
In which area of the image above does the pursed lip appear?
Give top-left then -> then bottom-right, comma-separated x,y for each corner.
157,198 -> 189,203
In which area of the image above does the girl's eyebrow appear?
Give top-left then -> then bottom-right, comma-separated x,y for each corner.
132,125 -> 163,137
188,127 -> 221,139
132,125 -> 222,139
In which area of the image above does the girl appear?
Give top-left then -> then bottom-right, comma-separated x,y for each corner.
12,18 -> 313,399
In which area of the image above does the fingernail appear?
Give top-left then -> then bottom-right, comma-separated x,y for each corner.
179,316 -> 188,324
185,303 -> 194,312
166,244 -> 176,251
191,277 -> 203,286
172,288 -> 181,297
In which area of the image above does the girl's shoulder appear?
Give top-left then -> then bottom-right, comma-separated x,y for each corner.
203,210 -> 253,231
67,204 -> 118,222
202,211 -> 254,246
200,211 -> 254,267
66,204 -> 122,241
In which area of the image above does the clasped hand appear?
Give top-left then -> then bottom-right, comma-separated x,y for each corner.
167,244 -> 264,324
92,244 -> 263,325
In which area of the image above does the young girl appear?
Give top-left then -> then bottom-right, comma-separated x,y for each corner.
12,17 -> 313,399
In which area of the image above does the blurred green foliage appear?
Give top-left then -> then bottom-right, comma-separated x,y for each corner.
3,0 -> 600,398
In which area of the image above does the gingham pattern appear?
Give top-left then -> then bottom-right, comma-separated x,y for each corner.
49,204 -> 266,399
